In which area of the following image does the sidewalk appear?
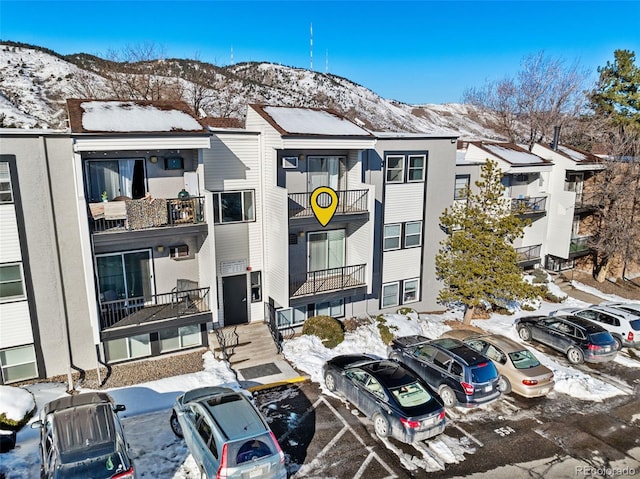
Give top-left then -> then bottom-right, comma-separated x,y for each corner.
552,274 -> 603,305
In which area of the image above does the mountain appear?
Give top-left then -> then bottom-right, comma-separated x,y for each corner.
0,41 -> 504,139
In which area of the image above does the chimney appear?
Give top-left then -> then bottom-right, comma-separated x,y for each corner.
552,126 -> 561,151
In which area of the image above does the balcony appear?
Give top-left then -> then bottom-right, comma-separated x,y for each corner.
511,196 -> 547,216
288,190 -> 368,219
89,196 -> 205,234
574,192 -> 601,214
569,235 -> 592,258
290,264 -> 366,298
515,244 -> 541,267
99,286 -> 211,339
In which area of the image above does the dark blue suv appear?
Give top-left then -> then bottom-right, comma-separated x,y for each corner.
388,335 -> 501,407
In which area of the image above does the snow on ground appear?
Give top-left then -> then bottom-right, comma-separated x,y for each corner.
1,277 -> 638,478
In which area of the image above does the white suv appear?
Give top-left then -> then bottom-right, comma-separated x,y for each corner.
600,301 -> 640,316
550,305 -> 640,350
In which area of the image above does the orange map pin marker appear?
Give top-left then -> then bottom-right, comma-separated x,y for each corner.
310,187 -> 339,226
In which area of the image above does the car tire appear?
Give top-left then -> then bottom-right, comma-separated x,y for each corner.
170,410 -> 183,438
518,326 -> 532,341
613,336 -> 623,351
373,413 -> 390,438
566,347 -> 584,365
324,372 -> 337,392
439,385 -> 457,407
497,375 -> 512,395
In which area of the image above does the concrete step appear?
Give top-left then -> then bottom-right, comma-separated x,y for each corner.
211,322 -> 280,368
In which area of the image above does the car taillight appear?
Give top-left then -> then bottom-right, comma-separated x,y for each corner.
628,331 -> 634,341
400,417 -> 421,429
269,431 -> 285,464
461,382 -> 474,395
438,410 -> 446,421
522,379 -> 538,386
588,344 -> 602,351
112,467 -> 135,479
217,443 -> 228,479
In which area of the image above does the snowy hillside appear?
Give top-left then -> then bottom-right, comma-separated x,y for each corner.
0,42 -> 504,139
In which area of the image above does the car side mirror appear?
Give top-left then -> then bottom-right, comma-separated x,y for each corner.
31,420 -> 43,429
114,404 -> 126,413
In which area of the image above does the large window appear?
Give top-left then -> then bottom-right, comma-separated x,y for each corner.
404,221 -> 422,248
0,162 -> 14,203
159,325 -> 202,353
0,264 -> 25,301
0,345 -> 38,383
385,155 -> 404,183
85,159 -> 145,202
382,282 -> 400,308
105,334 -> 151,363
386,154 -> 426,183
383,224 -> 401,251
308,230 -> 345,272
383,222 -> 422,251
213,191 -> 255,224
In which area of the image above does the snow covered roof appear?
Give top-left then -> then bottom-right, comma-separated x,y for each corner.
470,142 -> 551,166
551,144 -> 601,165
374,131 -> 458,139
250,104 -> 373,137
67,99 -> 207,134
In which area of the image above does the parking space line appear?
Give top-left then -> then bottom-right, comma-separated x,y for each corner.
353,450 -> 398,479
448,421 -> 484,448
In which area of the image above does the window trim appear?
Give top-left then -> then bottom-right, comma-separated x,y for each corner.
383,224 -> 402,251
250,271 -> 262,303
0,263 -> 26,302
314,298 -> 345,318
385,155 -> 405,183
407,154 -> 426,182
0,344 -> 38,383
454,175 -> 470,200
402,278 -> 420,304
382,282 -> 400,308
282,156 -> 298,169
212,190 -> 256,225
0,162 -> 14,204
404,221 -> 423,248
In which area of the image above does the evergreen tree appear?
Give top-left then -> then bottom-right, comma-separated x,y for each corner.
435,160 -> 540,324
589,49 -> 640,128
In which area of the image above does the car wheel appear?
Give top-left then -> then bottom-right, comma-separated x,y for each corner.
613,336 -> 623,351
497,375 -> 512,395
439,385 -> 457,407
324,372 -> 337,392
566,347 -> 584,365
373,413 -> 390,438
170,410 -> 183,438
518,326 -> 532,341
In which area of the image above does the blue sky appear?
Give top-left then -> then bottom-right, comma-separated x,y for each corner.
1,1 -> 639,104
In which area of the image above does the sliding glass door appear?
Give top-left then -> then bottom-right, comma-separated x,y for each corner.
308,230 -> 345,272
96,250 -> 153,304
86,159 -> 145,202
307,156 -> 341,192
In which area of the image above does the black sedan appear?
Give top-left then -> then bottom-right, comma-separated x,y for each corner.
322,354 -> 446,444
515,315 -> 618,364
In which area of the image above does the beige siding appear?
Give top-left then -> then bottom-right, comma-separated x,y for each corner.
384,183 -> 425,223
382,249 -> 422,283
0,302 -> 32,349
0,206 -> 20,262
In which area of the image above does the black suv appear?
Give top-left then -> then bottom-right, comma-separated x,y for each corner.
388,335 -> 501,407
31,392 -> 135,479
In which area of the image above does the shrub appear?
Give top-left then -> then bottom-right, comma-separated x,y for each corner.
545,291 -> 566,303
376,315 -> 398,345
302,315 -> 344,348
530,268 -> 549,284
0,386 -> 36,431
397,307 -> 415,316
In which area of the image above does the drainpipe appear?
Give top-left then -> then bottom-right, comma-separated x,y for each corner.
40,135 -> 80,392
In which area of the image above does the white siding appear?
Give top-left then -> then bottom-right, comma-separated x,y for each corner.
384,183 -> 425,223
0,206 -> 20,262
74,136 -> 210,152
546,190 -> 575,258
281,138 -> 375,150
382,249 -> 422,283
0,301 -> 32,349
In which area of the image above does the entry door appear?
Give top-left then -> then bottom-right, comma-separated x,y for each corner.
222,275 -> 248,325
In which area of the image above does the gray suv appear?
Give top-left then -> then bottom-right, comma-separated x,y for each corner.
31,392 -> 135,479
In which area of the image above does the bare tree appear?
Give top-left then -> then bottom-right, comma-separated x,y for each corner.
463,52 -> 588,150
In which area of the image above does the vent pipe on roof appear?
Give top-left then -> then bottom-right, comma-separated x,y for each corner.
552,126 -> 561,151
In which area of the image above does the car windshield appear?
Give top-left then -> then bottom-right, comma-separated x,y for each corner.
589,331 -> 615,345
508,350 -> 540,369
629,319 -> 640,331
390,381 -> 432,408
227,431 -> 277,467
471,361 -> 498,383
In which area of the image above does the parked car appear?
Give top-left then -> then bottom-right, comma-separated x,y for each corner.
387,336 -> 501,408
599,301 -> 640,316
170,386 -> 286,479
441,329 -> 554,397
31,392 -> 135,479
515,315 -> 618,364
551,305 -> 640,350
322,354 -> 446,443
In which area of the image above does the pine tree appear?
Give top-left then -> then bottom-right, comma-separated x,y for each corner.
435,159 -> 540,324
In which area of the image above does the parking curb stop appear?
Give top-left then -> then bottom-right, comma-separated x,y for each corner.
246,376 -> 310,393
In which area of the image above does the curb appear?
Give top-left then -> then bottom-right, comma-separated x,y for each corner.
246,376 -> 310,393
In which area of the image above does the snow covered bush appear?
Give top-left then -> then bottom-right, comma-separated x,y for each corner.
0,385 -> 36,431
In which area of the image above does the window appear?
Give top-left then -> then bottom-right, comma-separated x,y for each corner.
454,175 -> 470,200
403,278 -> 420,303
308,156 -> 341,190
308,230 -> 345,272
385,155 -> 404,183
170,245 -> 189,259
213,191 -> 255,224
0,162 -> 13,203
0,345 -> 38,383
383,224 -> 401,250
407,155 -> 425,182
251,271 -> 262,302
315,299 -> 344,318
159,325 -> 202,353
86,159 -> 145,202
105,334 -> 151,363
382,282 -> 399,308
404,221 -> 422,248
0,264 -> 25,301
97,250 -> 152,302
276,307 -> 306,328
282,156 -> 298,169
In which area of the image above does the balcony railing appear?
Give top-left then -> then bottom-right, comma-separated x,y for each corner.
89,196 -> 205,233
511,196 -> 546,215
574,192 -> 601,212
288,190 -> 368,219
570,236 -> 592,254
99,287 -> 210,330
515,244 -> 541,263
290,264 -> 366,297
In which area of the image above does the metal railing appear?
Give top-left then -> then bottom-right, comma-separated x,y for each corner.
288,190 -> 368,218
511,196 -> 547,214
99,287 -> 210,330
290,264 -> 366,297
264,303 -> 295,353
574,192 -> 601,211
213,325 -> 239,361
90,196 -> 205,233
570,236 -> 592,254
515,244 -> 541,263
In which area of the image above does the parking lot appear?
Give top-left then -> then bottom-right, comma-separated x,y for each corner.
254,350 -> 640,478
